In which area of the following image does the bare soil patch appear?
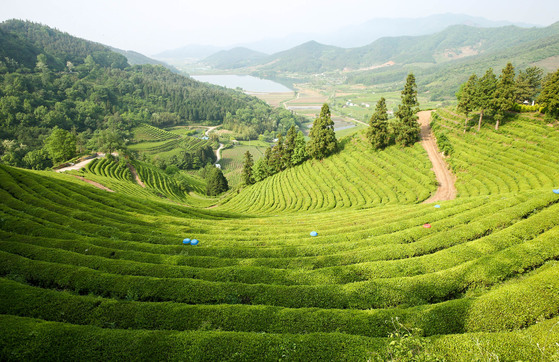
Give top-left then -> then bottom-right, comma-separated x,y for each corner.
418,110 -> 457,203
72,175 -> 114,192
127,163 -> 146,188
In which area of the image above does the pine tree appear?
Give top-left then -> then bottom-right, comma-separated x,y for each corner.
205,167 -> 228,196
538,68 -> 559,120
516,66 -> 544,104
476,68 -> 497,131
269,133 -> 286,173
492,63 -> 516,130
366,97 -> 390,149
253,147 -> 272,182
307,103 -> 337,159
394,73 -> 420,146
457,74 -> 478,133
241,151 -> 254,185
283,125 -> 297,168
291,131 -> 308,166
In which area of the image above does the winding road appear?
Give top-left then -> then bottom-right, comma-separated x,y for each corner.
204,126 -> 224,164
417,110 -> 457,203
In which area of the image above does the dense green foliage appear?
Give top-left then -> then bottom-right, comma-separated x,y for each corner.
240,151 -> 254,186
0,20 -> 293,171
366,97 -> 390,149
433,108 -> 559,196
222,104 -> 305,140
251,127 -> 308,183
492,63 -> 517,130
205,165 -> 229,196
306,104 -> 338,159
538,68 -> 559,120
2,18 -> 559,362
394,74 -> 420,146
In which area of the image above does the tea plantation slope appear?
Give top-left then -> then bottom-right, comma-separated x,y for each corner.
219,134 -> 437,214
432,109 -> 559,197
1,161 -> 559,360
61,156 -> 216,208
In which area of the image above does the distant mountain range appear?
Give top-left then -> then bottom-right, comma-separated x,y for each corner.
241,22 -> 559,74
153,13 -> 541,60
192,20 -> 559,99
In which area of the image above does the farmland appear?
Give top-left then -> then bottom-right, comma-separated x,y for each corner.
1,109 -> 559,360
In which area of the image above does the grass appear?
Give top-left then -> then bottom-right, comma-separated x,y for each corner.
1,109 -> 559,360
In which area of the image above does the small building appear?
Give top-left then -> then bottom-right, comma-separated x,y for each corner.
215,164 -> 221,169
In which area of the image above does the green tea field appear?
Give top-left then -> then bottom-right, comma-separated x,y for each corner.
1,111 -> 559,360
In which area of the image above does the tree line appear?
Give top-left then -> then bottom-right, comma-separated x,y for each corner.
241,103 -> 338,185
241,73 -> 422,186
456,63 -> 559,131
0,20 -> 301,171
366,73 -> 421,150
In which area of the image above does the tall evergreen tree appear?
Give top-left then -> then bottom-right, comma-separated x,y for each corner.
492,63 -> 516,130
291,131 -> 308,166
394,73 -> 420,146
205,167 -> 228,196
475,68 -> 497,131
253,147 -> 272,182
306,103 -> 337,159
241,151 -> 254,186
457,74 -> 478,133
366,97 -> 390,149
269,133 -> 286,173
538,68 -> 559,120
283,125 -> 297,168
516,66 -> 544,104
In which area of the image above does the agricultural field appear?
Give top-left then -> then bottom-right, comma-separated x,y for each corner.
219,141 -> 269,188
129,124 -> 213,160
1,111 -> 559,360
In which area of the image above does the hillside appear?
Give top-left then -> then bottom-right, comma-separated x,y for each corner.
202,22 -> 559,97
109,47 -> 180,72
0,20 -> 298,171
202,47 -> 267,69
265,22 -> 559,74
1,109 -> 559,359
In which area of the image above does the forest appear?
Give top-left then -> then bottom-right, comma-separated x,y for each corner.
0,20 -> 301,170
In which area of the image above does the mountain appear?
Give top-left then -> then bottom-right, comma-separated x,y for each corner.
322,13 -> 539,49
109,47 -> 180,73
249,23 -> 559,75
201,47 -> 267,69
156,13 -> 540,59
0,20 -> 296,170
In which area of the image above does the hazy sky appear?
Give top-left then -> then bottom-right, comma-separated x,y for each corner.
2,0 -> 559,55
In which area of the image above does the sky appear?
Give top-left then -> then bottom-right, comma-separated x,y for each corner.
2,0 -> 559,55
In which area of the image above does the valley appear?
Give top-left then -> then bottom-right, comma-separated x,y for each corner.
1,16 -> 559,361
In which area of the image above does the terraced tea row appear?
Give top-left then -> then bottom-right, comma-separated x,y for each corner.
220,135 -> 436,213
1,163 -> 558,360
132,123 -> 181,142
3,109 -> 559,359
84,157 -> 132,182
433,109 -> 559,197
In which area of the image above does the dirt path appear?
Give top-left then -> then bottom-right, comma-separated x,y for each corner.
205,126 -> 220,137
72,175 -> 114,192
418,110 -> 457,203
215,143 -> 225,164
127,163 -> 146,188
55,156 -> 100,173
